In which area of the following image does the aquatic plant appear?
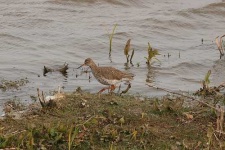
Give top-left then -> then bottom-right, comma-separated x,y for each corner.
124,39 -> 135,64
194,69 -> 220,96
0,78 -> 29,91
130,49 -> 135,64
109,24 -> 117,56
144,42 -> 160,65
124,39 -> 131,62
203,70 -> 211,89
215,35 -> 225,58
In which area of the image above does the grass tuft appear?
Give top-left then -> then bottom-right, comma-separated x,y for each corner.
0,90 -> 224,149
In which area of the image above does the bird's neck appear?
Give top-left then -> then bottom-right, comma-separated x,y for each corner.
89,62 -> 98,71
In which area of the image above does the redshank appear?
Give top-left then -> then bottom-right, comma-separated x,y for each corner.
77,58 -> 134,94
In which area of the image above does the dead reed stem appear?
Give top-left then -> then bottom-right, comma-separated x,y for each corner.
146,84 -> 217,110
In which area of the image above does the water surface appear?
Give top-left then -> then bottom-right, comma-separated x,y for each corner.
1,0 -> 225,109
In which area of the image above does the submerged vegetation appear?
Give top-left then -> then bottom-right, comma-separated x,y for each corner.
1,88 -> 225,149
0,78 -> 29,91
195,69 -> 224,97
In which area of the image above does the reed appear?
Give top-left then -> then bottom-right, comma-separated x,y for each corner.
124,39 -> 131,62
215,35 -> 225,58
130,49 -> 135,64
203,70 -> 211,89
109,24 -> 117,56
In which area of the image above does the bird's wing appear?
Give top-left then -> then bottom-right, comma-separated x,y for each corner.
99,67 -> 121,80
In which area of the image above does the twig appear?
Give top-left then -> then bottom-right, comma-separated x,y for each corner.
218,82 -> 225,89
120,83 -> 131,95
77,116 -> 95,126
213,133 -> 220,143
146,84 -> 217,110
130,49 -> 135,64
37,88 -> 45,107
215,130 -> 225,135
216,105 -> 224,135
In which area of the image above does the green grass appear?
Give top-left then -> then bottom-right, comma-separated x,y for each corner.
0,89 -> 224,149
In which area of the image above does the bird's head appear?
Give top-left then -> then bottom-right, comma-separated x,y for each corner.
77,58 -> 94,69
84,58 -> 93,66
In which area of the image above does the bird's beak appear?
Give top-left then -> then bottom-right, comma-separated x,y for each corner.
77,64 -> 85,69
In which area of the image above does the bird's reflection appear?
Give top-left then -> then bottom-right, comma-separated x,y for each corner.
43,70 -> 68,78
43,63 -> 69,78
76,67 -> 92,82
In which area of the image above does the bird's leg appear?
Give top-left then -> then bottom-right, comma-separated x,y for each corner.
117,84 -> 121,94
98,86 -> 111,94
98,86 -> 111,98
109,85 -> 116,95
110,85 -> 116,92
107,85 -> 110,93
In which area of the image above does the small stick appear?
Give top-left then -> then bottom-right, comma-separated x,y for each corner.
218,82 -> 225,89
37,88 -> 45,107
76,115 -> 96,126
120,83 -> 131,95
216,105 -> 224,135
130,49 -> 135,64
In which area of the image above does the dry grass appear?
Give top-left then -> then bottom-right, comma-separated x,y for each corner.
0,89 -> 224,149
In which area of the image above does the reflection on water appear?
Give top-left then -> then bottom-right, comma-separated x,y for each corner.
0,0 -> 225,108
146,66 -> 155,84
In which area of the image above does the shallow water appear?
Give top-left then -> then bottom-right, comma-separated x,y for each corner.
0,0 -> 225,109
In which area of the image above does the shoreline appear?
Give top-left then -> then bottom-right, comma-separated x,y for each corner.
0,88 -> 224,149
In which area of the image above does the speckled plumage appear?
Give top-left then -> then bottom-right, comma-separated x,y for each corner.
79,58 -> 134,93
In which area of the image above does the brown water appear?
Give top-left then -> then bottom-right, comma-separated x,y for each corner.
1,0 -> 225,108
